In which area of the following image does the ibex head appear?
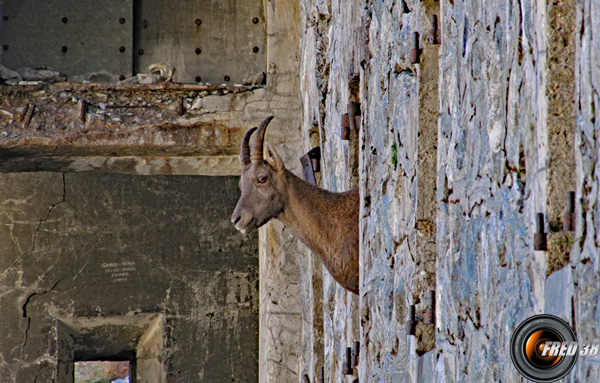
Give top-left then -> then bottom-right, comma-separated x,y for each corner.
231,116 -> 287,234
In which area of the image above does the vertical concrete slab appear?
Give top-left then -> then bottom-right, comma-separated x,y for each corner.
1,0 -> 133,78
134,0 -> 266,84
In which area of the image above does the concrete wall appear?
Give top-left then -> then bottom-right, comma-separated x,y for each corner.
0,173 -> 258,382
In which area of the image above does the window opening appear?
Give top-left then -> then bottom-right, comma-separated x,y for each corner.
74,361 -> 130,383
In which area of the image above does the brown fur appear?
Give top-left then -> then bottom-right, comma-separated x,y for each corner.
231,117 -> 359,294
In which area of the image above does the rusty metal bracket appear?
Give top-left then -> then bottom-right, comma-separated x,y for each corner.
352,341 -> 360,367
177,97 -> 185,116
348,102 -> 361,132
78,100 -> 87,124
563,191 -> 576,231
406,304 -> 417,336
534,213 -> 547,251
428,15 -> 441,45
300,147 -> 321,186
424,290 -> 436,324
341,113 -> 351,140
410,32 -> 421,64
20,104 -> 35,129
344,347 -> 354,375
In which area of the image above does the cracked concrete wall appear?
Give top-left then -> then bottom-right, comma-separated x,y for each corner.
0,173 -> 258,382
298,0 -> 600,382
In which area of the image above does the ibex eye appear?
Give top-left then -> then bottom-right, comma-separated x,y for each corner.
257,176 -> 268,184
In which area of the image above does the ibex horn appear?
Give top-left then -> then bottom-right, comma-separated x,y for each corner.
240,127 -> 257,166
250,116 -> 274,163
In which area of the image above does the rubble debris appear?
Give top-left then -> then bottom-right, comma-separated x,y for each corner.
17,67 -> 66,83
72,71 -> 121,83
0,65 -> 22,84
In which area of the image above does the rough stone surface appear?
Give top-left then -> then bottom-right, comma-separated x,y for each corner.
0,173 -> 258,382
298,0 -> 599,382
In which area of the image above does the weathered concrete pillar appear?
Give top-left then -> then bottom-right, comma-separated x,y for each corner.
545,0 -> 577,275
413,1 -> 440,359
258,1 -> 304,382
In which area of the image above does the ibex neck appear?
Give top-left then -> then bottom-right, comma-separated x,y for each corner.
277,169 -> 349,255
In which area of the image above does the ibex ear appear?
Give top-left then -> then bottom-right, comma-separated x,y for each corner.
264,142 -> 284,172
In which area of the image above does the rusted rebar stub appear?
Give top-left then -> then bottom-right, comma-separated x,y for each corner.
352,341 -> 360,367
410,32 -> 421,64
341,113 -> 351,140
563,191 -> 576,232
406,304 -> 417,335
344,347 -> 353,375
424,290 -> 436,324
428,15 -> 441,44
534,212 -> 547,251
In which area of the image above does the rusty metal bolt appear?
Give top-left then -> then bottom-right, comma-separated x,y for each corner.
119,46 -> 126,53
424,290 -> 436,324
341,113 -> 351,140
352,341 -> 360,367
252,17 -> 259,24
344,347 -> 353,375
61,46 -> 68,53
224,75 -> 230,82
195,47 -> 201,55
563,191 -> 576,232
195,19 -> 202,25
119,17 -> 126,24
62,16 -> 68,23
253,46 -> 260,53
138,49 -> 144,55
410,32 -> 421,64
195,76 -> 202,82
406,304 -> 417,336
428,15 -> 441,45
534,213 -> 547,251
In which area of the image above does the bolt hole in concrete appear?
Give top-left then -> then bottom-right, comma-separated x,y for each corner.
75,361 -> 130,383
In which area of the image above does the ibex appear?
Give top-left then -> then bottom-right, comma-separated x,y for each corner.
231,116 -> 360,294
